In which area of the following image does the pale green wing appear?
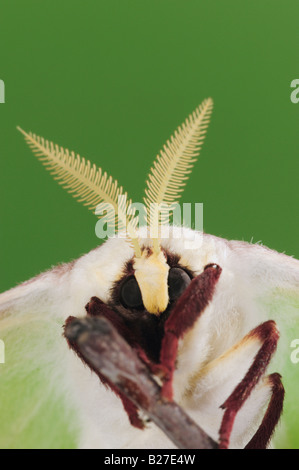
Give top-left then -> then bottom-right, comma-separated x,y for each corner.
0,313 -> 79,448
0,259 -> 83,448
228,240 -> 299,449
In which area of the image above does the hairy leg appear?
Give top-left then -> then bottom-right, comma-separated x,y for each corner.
218,320 -> 280,449
64,298 -> 147,429
182,321 -> 283,448
244,372 -> 284,449
159,264 -> 222,400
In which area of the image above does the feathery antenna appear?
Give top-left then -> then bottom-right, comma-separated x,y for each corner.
143,98 -> 213,253
17,128 -> 141,256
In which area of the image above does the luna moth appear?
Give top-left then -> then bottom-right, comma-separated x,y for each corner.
0,98 -> 298,449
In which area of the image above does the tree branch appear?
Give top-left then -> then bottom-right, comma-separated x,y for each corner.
65,315 -> 218,449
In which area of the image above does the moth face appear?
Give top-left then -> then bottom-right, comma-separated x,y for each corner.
114,250 -> 193,315
107,242 -> 195,362
104,226 -> 216,317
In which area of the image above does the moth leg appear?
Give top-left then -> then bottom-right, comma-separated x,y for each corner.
159,265 -> 222,400
64,297 -> 147,430
218,320 -> 280,449
244,372 -> 284,449
86,296 -> 156,372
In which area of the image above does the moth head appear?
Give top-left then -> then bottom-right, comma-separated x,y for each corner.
109,228 -> 197,319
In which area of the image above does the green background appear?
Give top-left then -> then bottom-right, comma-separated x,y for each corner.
0,0 -> 298,448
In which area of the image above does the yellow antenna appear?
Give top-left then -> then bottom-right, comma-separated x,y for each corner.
17,128 -> 141,257
143,98 -> 213,253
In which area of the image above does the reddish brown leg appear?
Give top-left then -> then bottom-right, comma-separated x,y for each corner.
159,265 -> 222,400
245,373 -> 284,449
64,298 -> 147,430
86,297 -> 156,372
218,320 -> 280,449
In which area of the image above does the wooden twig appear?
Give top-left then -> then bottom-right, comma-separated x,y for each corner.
65,316 -> 218,449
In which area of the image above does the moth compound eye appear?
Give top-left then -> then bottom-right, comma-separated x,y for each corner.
119,276 -> 144,309
168,267 -> 192,302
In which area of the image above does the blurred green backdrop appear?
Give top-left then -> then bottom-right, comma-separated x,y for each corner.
0,0 -> 298,448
